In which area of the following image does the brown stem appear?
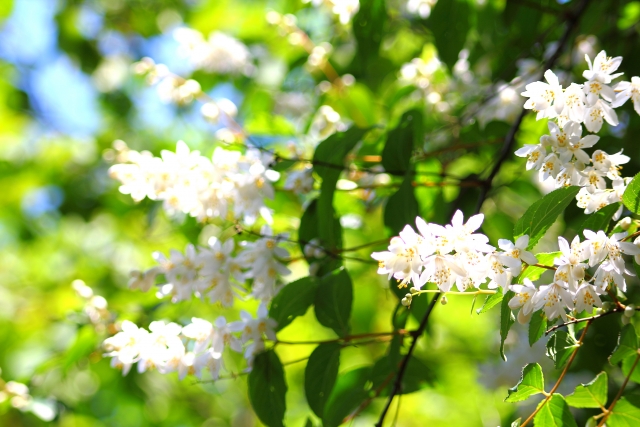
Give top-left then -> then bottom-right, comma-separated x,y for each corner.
597,351 -> 640,427
521,321 -> 592,427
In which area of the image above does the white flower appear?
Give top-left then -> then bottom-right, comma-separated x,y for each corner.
181,318 -> 215,354
584,99 -> 618,133
211,316 -> 242,355
561,83 -> 586,122
496,235 -> 538,276
574,283 -> 602,313
420,253 -> 467,292
612,76 -> 640,114
594,260 -> 627,291
583,230 -> 640,272
514,144 -> 546,171
583,80 -> 615,107
508,279 -> 537,324
539,153 -> 562,181
372,224 -> 424,287
563,134 -> 599,165
583,50 -> 623,84
554,236 -> 588,292
522,70 -> 565,119
534,281 -> 574,321
103,321 -> 149,375
284,167 -> 314,194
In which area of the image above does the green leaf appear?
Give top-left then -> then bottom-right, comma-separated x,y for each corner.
477,289 -> 503,314
547,330 -> 579,369
500,291 -> 516,361
610,324 -> 639,365
322,367 -> 371,427
352,0 -> 387,67
314,268 -> 353,337
383,174 -> 420,236
63,325 -> 98,373
313,128 -> 367,251
248,351 -> 288,427
270,277 -> 319,331
382,109 -> 422,174
427,0 -> 472,69
505,363 -> 545,403
608,396 -> 640,427
566,372 -> 608,409
622,172 -> 640,214
529,310 -> 548,347
513,186 -> 581,250
298,199 -> 342,276
305,343 -> 341,418
370,355 -> 433,396
533,394 -> 578,427
621,354 -> 640,383
517,252 -> 561,284
581,202 -> 620,237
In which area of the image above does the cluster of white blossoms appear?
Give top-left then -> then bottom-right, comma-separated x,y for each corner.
108,140 -> 279,225
129,229 -> 290,305
0,370 -> 56,422
372,211 -> 640,324
173,28 -> 254,76
103,304 -> 276,378
510,231 -> 640,323
372,210 -> 537,295
518,50 -> 640,216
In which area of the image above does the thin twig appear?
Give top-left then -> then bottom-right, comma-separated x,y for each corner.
597,351 -> 640,426
521,321 -> 592,427
375,293 -> 440,427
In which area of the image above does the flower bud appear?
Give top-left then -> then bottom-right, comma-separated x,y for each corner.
401,296 -> 411,307
622,315 -> 631,325
625,305 -> 636,318
410,287 -> 419,294
619,217 -> 632,231
440,295 -> 448,305
602,301 -> 613,312
585,417 -> 597,427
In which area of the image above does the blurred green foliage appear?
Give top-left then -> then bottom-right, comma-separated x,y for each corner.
1,0 -> 640,426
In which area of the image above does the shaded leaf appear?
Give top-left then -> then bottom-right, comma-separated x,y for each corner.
517,252 -> 561,284
314,268 -> 353,337
608,396 -> 640,427
323,367 -> 371,427
581,202 -> 620,237
622,172 -> 640,214
547,330 -> 579,369
505,363 -> 545,403
305,343 -> 341,418
270,277 -> 319,331
370,355 -> 433,396
476,289 -> 503,314
248,351 -> 287,427
533,394 -> 578,427
566,372 -> 608,408
610,324 -> 639,365
500,291 -> 516,361
382,109 -> 422,174
513,186 -> 581,250
427,0 -> 472,69
529,310 -> 548,347
383,174 -> 419,236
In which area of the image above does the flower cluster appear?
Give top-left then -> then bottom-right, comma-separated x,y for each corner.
129,228 -> 290,305
517,50 -> 639,216
108,140 -> 279,225
103,304 -> 276,378
373,211 -> 640,324
509,232 -> 640,323
371,210 -> 537,294
173,28 -> 254,76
